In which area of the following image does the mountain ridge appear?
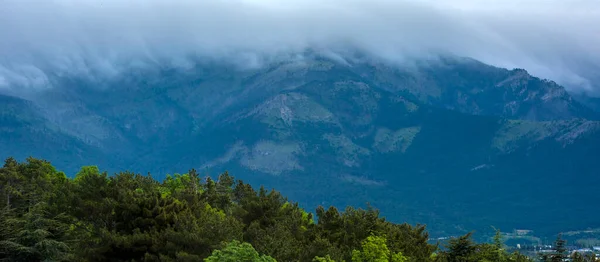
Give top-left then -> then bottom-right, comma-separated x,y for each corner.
1,55 -> 599,238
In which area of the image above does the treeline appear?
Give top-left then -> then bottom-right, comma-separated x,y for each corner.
0,157 -> 550,261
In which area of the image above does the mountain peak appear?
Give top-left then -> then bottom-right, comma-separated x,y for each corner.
2,54 -> 600,238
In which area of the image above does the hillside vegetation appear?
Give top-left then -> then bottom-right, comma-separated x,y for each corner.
0,157 -> 539,262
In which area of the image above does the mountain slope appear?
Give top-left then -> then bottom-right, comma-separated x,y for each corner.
352,56 -> 599,121
0,94 -> 115,172
1,55 -> 599,238
147,75 -> 600,237
574,92 -> 600,113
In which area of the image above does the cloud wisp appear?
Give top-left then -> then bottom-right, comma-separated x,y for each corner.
1,0 -> 599,94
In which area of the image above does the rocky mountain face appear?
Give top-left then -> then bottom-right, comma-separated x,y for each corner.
1,54 -> 599,238
353,56 -> 598,121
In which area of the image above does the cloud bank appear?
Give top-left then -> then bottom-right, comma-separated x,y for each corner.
1,0 -> 599,94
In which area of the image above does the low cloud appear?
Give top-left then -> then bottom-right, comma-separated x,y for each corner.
1,0 -> 599,94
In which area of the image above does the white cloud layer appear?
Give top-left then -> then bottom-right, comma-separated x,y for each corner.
1,0 -> 599,94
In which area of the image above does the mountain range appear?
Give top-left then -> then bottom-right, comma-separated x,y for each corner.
1,53 -> 599,239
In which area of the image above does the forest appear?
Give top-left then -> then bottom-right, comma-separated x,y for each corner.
0,157 -> 588,261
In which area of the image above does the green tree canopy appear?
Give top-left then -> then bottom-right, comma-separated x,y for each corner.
205,240 -> 276,262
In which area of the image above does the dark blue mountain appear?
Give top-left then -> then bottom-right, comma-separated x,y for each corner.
1,54 -> 599,240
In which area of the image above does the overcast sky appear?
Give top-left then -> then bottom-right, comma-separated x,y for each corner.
1,0 -> 599,94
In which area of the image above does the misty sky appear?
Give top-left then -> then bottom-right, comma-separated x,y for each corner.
0,0 -> 599,94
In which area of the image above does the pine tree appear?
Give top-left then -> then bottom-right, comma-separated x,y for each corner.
442,232 -> 478,262
553,234 -> 567,262
0,202 -> 71,261
0,157 -> 22,209
492,228 -> 505,261
543,234 -> 568,262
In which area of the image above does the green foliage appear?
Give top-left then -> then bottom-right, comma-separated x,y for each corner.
0,157 -> 21,209
553,234 -> 568,261
351,235 -> 408,262
436,232 -> 533,262
571,252 -> 597,262
540,234 -> 568,262
205,240 -> 276,262
0,157 -> 533,261
313,254 -> 336,262
0,202 -> 71,261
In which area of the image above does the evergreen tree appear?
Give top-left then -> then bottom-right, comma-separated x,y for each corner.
0,202 -> 71,261
204,240 -> 276,262
552,234 -> 568,262
0,157 -> 534,262
440,232 -> 478,262
0,157 -> 21,209
491,229 -> 506,262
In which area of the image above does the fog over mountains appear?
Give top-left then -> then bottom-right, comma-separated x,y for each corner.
1,0 -> 599,95
1,0 -> 600,239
